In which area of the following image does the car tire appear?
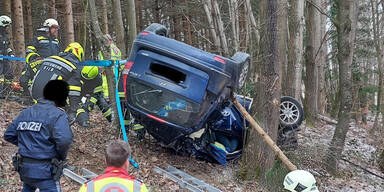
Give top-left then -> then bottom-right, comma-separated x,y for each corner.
231,52 -> 251,90
279,96 -> 304,129
144,23 -> 168,37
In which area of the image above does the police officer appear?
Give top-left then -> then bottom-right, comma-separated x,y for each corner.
30,42 -> 84,124
77,66 -> 112,127
4,80 -> 73,192
79,140 -> 148,192
0,15 -> 14,97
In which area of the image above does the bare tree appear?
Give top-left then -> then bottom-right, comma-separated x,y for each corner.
203,0 -> 221,52
325,0 -> 357,174
278,0 -> 288,94
126,0 -> 137,51
64,0 -> 75,44
228,0 -> 240,52
304,0 -> 320,125
13,0 -> 25,60
287,0 -> 304,100
241,0 -> 281,182
88,0 -> 120,128
112,0 -> 126,57
100,0 -> 108,34
24,0 -> 33,40
49,0 -> 56,19
317,0 -> 327,114
212,0 -> 229,56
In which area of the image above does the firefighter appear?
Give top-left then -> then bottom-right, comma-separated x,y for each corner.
4,80 -> 73,192
0,15 -> 14,97
26,18 -> 60,58
76,66 -> 112,127
30,42 -> 84,124
20,18 -> 60,101
79,140 -> 148,192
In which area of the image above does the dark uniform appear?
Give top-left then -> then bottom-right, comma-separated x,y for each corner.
77,74 -> 112,126
20,28 -> 61,97
4,99 -> 73,192
27,28 -> 60,58
0,26 -> 14,95
30,52 -> 82,120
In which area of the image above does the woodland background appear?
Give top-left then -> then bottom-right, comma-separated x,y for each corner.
1,0 -> 384,191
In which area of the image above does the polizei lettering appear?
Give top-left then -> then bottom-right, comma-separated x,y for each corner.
16,121 -> 42,132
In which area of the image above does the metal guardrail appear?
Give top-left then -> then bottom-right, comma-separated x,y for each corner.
154,165 -> 222,192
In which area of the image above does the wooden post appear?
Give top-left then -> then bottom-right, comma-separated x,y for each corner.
232,98 -> 298,171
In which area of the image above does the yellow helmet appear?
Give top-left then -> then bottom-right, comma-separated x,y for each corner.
64,42 -> 84,61
81,66 -> 99,80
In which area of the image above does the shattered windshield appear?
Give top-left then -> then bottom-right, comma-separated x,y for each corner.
129,80 -> 201,127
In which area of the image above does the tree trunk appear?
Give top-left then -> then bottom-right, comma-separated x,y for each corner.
287,0 -> 304,100
304,0 -> 319,126
325,0 -> 357,175
112,0 -> 126,58
100,0 -> 108,34
317,0 -> 327,115
228,0 -> 240,52
153,0 -> 160,23
49,0 -> 56,19
136,0 -> 142,31
126,0 -> 137,52
183,0 -> 192,45
64,0 -> 75,44
13,0 -> 25,60
88,0 -> 120,128
241,0 -> 281,182
203,0 -> 221,53
278,0 -> 288,95
370,0 -> 384,132
24,0 -> 33,41
212,0 -> 229,56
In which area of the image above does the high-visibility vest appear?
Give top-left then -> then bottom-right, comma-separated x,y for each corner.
78,167 -> 148,192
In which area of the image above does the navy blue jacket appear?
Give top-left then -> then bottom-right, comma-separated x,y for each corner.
4,99 -> 73,179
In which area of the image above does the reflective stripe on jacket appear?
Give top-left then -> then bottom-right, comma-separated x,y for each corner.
79,167 -> 148,192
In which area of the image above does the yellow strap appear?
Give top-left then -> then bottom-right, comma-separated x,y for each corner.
69,85 -> 81,91
90,97 -> 98,104
94,86 -> 103,93
118,92 -> 125,98
76,108 -> 85,116
50,56 -> 77,70
26,52 -> 39,63
37,36 -> 47,41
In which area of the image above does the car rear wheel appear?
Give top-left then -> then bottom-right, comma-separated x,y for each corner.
279,96 -> 303,129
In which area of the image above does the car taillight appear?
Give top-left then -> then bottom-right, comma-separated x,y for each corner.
123,61 -> 133,97
141,31 -> 149,35
147,114 -> 166,123
214,56 -> 226,64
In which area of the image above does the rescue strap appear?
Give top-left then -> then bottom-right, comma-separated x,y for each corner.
0,55 -> 26,61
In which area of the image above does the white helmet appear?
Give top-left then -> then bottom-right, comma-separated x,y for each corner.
0,15 -> 12,27
283,170 -> 319,192
43,18 -> 59,28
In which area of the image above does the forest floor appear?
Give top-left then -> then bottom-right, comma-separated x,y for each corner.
0,99 -> 383,192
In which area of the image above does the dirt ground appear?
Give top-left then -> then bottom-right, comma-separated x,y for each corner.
1,99 -> 383,191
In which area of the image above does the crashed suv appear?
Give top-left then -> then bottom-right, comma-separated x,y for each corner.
123,24 -> 303,165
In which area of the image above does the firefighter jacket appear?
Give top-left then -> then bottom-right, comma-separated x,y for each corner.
0,27 -> 13,56
77,74 -> 111,123
0,27 -> 14,80
78,166 -> 148,192
30,52 -> 83,116
3,99 -> 73,179
26,31 -> 60,59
